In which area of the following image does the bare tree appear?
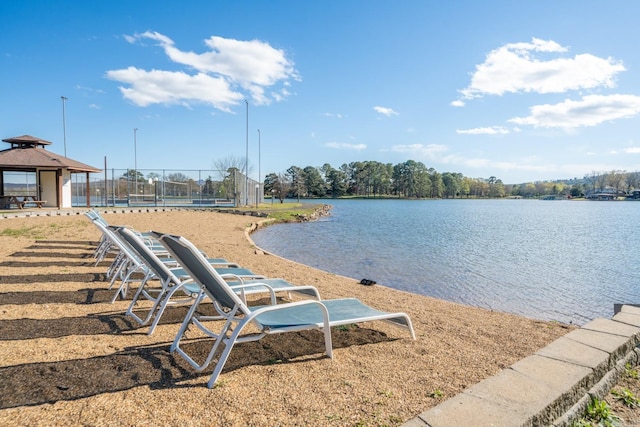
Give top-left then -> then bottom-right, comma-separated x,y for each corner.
626,171 -> 640,191
584,171 -> 599,192
213,155 -> 256,203
277,172 -> 291,203
606,170 -> 626,195
213,156 -> 249,181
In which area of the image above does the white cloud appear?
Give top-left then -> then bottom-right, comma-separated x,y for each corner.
456,38 -> 625,102
625,147 -> 640,154
106,67 -> 243,111
75,84 -> 105,94
450,100 -> 465,107
325,142 -> 366,150
385,142 -> 630,182
508,94 -> 640,128
456,126 -> 509,135
374,106 -> 398,117
106,31 -> 299,110
390,144 -> 447,157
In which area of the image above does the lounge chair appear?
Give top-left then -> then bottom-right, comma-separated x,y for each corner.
85,210 -> 177,277
97,223 -> 246,302
86,209 -> 203,268
157,233 -> 416,388
117,227 -> 320,335
85,210 -> 122,270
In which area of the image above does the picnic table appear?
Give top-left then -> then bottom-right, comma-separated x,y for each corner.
1,195 -> 47,209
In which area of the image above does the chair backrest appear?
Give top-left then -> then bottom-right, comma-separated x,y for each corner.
85,209 -> 108,226
85,210 -> 98,221
158,233 -> 247,312
116,227 -> 181,285
116,227 -> 180,286
100,224 -> 145,268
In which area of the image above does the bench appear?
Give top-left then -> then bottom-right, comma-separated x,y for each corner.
20,200 -> 47,209
2,196 -> 46,209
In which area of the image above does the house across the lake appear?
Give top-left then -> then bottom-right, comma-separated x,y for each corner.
627,190 -> 640,200
585,186 -> 639,201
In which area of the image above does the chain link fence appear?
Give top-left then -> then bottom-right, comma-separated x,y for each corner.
70,168 -> 263,208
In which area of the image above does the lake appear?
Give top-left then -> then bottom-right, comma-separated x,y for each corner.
251,199 -> 640,325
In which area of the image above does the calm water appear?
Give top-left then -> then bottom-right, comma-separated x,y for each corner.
251,199 -> 640,325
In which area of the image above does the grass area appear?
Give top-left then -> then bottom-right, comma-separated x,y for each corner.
0,220 -> 88,240
231,202 -> 327,223
0,225 -> 41,238
572,362 -> 640,426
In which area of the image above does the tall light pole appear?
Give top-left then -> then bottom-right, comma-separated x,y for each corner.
61,96 -> 68,157
245,100 -> 249,206
257,128 -> 261,202
133,128 -> 138,198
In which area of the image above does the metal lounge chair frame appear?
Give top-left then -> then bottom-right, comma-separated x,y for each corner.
117,227 -> 320,335
85,210 -> 171,277
157,233 -> 416,388
84,211 -> 248,304
85,210 -> 122,271
95,223 -> 243,303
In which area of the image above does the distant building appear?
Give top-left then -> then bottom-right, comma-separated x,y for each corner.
627,190 -> 640,200
0,135 -> 101,209
585,186 -> 621,201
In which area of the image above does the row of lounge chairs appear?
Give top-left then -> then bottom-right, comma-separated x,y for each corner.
85,210 -> 415,388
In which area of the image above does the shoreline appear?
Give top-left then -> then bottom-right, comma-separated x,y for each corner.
0,209 -> 572,426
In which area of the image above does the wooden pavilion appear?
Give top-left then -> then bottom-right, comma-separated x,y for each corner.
0,135 -> 101,209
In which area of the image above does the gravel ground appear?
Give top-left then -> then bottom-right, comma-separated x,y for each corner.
0,210 -> 572,426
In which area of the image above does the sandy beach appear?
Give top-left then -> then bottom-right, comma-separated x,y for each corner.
0,209 -> 572,426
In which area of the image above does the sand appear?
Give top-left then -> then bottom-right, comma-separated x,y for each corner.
0,209 -> 572,426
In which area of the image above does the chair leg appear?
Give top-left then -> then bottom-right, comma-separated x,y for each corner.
207,337 -> 236,388
323,326 -> 334,359
207,320 -> 247,388
126,274 -> 162,326
146,283 -> 187,335
171,294 -> 240,378
110,266 -> 140,303
170,291 -> 206,353
107,257 -> 129,290
105,252 -> 125,278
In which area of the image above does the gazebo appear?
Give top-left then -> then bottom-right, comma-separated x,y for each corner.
0,134 -> 101,209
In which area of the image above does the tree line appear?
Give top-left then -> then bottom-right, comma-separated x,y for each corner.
262,161 -> 640,200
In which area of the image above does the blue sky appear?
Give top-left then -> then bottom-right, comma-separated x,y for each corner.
2,1 -> 640,184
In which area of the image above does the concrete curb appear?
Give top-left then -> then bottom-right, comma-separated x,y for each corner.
403,305 -> 640,427
0,206 -> 270,220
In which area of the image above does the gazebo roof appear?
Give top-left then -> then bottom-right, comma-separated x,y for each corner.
0,134 -> 101,173
2,134 -> 53,147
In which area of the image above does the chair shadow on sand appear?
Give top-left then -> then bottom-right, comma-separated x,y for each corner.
0,232 -> 397,410
9,251 -> 93,259
0,305 -> 194,340
1,241 -> 106,270
0,288 -> 113,305
0,325 -> 394,409
0,273 -> 108,284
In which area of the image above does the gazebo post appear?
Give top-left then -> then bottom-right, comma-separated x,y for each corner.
85,173 -> 91,207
